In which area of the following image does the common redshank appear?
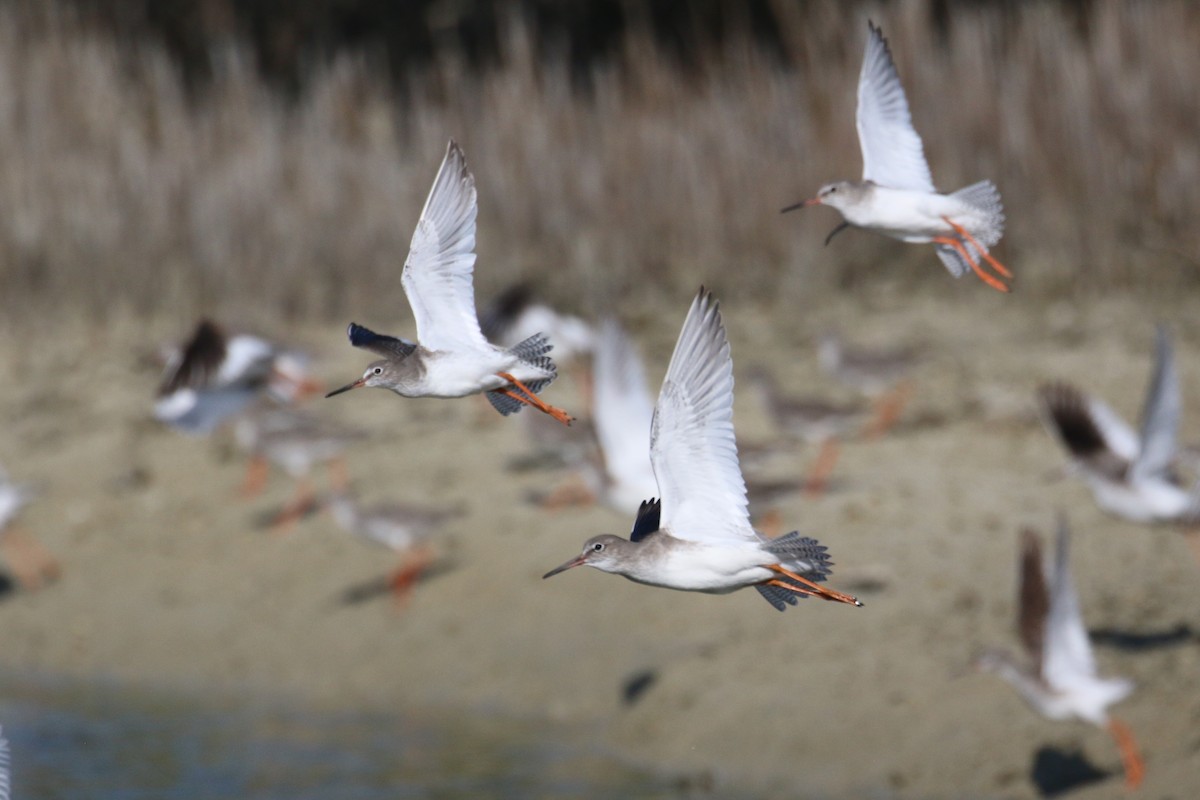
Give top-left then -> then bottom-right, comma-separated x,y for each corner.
975,518 -> 1144,789
782,22 -> 1012,292
326,141 -> 573,426
543,288 -> 862,611
155,319 -> 321,435
234,405 -> 364,532
326,489 -> 459,606
1038,326 -> 1200,525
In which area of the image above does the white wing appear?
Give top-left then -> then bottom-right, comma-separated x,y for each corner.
650,290 -> 755,545
856,22 -> 936,193
1132,325 -> 1179,481
592,320 -> 657,496
1086,395 -> 1141,463
401,140 -> 488,354
1041,517 -> 1098,691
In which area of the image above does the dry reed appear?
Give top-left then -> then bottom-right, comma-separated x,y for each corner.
0,1 -> 1196,324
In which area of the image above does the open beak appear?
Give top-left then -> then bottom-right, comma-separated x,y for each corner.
325,378 -> 366,398
780,197 -> 821,214
542,553 -> 587,579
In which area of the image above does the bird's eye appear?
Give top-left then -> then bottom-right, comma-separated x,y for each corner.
591,542 -> 605,552
827,186 -> 838,193
372,367 -> 383,375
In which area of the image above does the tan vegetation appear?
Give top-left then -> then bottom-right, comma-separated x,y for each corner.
0,1 -> 1195,323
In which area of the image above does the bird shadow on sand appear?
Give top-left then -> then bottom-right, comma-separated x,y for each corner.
1088,623 -> 1195,653
1030,746 -> 1111,797
336,561 -> 458,607
0,573 -> 17,601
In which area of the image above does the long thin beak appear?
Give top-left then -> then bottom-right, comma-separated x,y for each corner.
325,378 -> 366,398
542,554 -> 587,579
780,197 -> 821,214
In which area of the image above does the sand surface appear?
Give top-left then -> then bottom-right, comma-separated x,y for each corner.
1,287 -> 1199,798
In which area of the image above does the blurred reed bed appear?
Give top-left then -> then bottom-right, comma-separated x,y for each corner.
0,1 -> 1196,325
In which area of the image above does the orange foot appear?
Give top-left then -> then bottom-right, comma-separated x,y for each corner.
865,380 -> 913,439
1107,717 -> 1145,790
934,216 -> 1013,292
388,548 -> 434,612
765,564 -> 862,607
496,372 -> 574,426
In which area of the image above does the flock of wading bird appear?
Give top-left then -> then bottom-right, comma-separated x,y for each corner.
6,19 -> 1195,792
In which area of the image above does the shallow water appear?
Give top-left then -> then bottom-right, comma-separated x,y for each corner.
0,673 -> 729,799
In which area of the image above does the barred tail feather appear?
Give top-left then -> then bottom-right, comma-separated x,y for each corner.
764,530 -> 833,582
951,180 -> 1005,246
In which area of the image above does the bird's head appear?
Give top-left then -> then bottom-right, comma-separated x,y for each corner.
326,359 -> 397,397
542,534 -> 629,578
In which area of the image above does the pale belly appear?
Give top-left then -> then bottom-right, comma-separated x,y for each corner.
415,349 -> 550,398
845,188 -> 977,243
622,534 -> 772,593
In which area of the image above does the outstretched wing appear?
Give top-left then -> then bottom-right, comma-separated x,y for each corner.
856,21 -> 935,193
650,289 -> 755,545
1041,516 -> 1098,690
401,140 -> 488,354
1017,528 -> 1049,667
592,319 -> 657,492
1037,383 -> 1137,480
1132,325 -> 1179,482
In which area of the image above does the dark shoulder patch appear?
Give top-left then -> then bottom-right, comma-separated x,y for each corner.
347,323 -> 416,359
629,498 -> 661,543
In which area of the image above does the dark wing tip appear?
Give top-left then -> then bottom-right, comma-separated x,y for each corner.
1018,527 -> 1049,664
347,322 -> 377,348
1037,382 -> 1107,458
629,498 -> 662,543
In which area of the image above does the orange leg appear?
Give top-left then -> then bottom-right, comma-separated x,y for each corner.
388,546 -> 434,611
239,456 -> 269,500
803,437 -> 841,498
943,216 -> 1013,279
538,476 -> 597,511
327,456 -> 349,493
1107,717 -> 1145,789
931,235 -> 1010,293
865,379 -> 913,438
0,527 -> 62,590
765,564 -> 862,607
270,477 -> 316,535
495,372 -> 574,426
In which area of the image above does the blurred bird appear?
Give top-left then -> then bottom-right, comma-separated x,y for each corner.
782,21 -> 1011,292
543,288 -> 861,611
0,465 -> 60,591
480,282 -> 595,369
975,519 -> 1143,789
542,318 -> 659,515
816,331 -> 918,437
155,319 -> 322,435
234,406 -> 364,532
1038,326 -> 1200,525
326,141 -> 572,425
746,365 -> 868,496
326,489 -> 459,607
